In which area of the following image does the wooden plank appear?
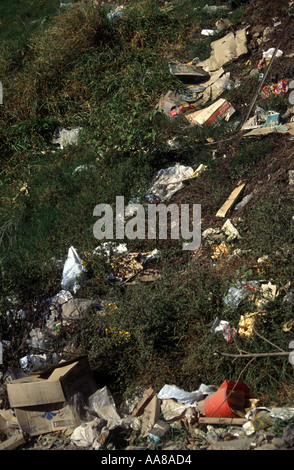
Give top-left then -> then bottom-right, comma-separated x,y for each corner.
198,417 -> 247,426
216,183 -> 246,218
0,433 -> 26,450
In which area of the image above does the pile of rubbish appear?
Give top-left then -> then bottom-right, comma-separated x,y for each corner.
1,357 -> 294,450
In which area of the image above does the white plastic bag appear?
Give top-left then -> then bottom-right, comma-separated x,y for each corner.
157,383 -> 216,405
61,246 -> 85,294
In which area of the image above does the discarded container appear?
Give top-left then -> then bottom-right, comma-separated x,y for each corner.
7,357 -> 97,436
186,98 -> 235,127
203,380 -> 252,418
243,413 -> 272,435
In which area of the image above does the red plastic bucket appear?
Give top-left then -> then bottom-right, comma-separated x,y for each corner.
203,380 -> 252,418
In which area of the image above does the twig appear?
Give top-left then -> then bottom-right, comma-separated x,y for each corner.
252,326 -> 285,353
214,350 -> 290,359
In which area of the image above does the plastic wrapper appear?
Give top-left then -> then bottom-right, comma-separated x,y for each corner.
157,383 -> 216,405
61,246 -> 86,294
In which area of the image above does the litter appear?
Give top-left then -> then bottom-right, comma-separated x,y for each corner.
160,399 -> 197,422
202,4 -> 229,14
243,412 -> 272,435
6,357 -> 97,436
261,79 -> 288,99
52,127 -> 82,149
139,395 -> 161,438
223,280 -> 276,309
61,246 -> 86,294
87,386 -> 123,430
201,29 -> 216,36
216,183 -> 246,218
211,241 -> 229,259
108,249 -> 161,283
186,98 -> 235,127
203,380 -> 253,418
107,5 -> 124,20
156,90 -> 196,117
234,194 -> 252,210
197,69 -> 233,106
238,311 -> 267,337
262,47 -> 283,59
168,62 -> 210,83
243,123 -> 294,137
289,170 -> 294,185
222,219 -> 241,241
70,418 -> 106,448
197,29 -> 248,73
148,420 -> 170,442
145,163 -> 196,202
212,318 -> 237,343
157,384 -> 216,405
19,354 -> 59,371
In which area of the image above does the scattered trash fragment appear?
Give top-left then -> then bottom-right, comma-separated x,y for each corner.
144,163 -> 206,202
234,194 -> 252,210
186,98 -> 235,127
157,384 -> 216,405
168,62 -> 209,83
197,29 -> 248,72
222,219 -> 241,241
212,318 -> 237,343
216,183 -> 246,217
261,79 -> 288,99
201,29 -> 216,36
243,411 -> 273,435
52,127 -> 82,149
61,246 -> 86,294
238,311 -> 267,337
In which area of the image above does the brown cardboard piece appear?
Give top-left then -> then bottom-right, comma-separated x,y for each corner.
139,395 -> 161,438
7,357 -> 97,436
0,433 -> 26,450
186,98 -> 235,127
132,388 -> 156,417
198,29 -> 248,72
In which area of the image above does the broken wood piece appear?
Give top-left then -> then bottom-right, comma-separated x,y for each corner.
0,433 -> 26,450
216,183 -> 246,217
132,388 -> 156,417
198,417 -> 247,426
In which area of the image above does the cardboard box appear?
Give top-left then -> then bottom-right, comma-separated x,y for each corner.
186,98 -> 235,127
7,357 -> 97,436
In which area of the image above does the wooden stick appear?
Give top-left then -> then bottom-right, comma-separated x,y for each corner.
215,350 -> 290,359
198,417 -> 247,426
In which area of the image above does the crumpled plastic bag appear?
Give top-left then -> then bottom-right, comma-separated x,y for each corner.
88,386 -> 124,430
157,383 -> 217,405
61,246 -> 86,294
52,127 -> 82,149
70,418 -> 106,448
